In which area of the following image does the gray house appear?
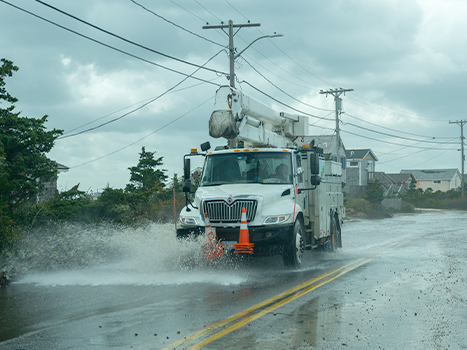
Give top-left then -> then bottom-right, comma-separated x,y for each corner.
385,173 -> 416,195
345,149 -> 378,196
400,169 -> 462,192
38,162 -> 69,202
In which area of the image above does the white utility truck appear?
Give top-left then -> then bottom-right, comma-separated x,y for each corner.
177,86 -> 345,268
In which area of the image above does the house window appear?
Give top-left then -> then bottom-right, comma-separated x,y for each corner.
433,180 -> 441,184
349,161 -> 358,167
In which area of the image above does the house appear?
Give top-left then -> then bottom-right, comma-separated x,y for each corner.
38,162 -> 69,202
345,149 -> 378,196
400,169 -> 462,192
385,173 -> 416,195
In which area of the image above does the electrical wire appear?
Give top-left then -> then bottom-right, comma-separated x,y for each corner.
241,80 -> 334,121
341,129 -> 458,151
344,112 -> 455,140
58,49 -> 224,139
242,57 -> 334,112
169,0 -> 207,23
32,0 -> 227,76
70,96 -> 214,168
224,0 -> 249,22
62,77 -> 221,136
345,123 -> 458,145
0,0 -> 226,85
193,0 -> 223,22
129,0 -> 225,48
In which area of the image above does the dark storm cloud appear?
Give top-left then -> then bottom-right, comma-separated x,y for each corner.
1,0 -> 466,191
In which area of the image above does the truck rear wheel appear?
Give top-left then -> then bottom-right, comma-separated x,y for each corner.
283,220 -> 305,269
326,216 -> 339,252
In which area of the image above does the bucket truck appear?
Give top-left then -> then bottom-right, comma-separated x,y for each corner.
177,86 -> 345,268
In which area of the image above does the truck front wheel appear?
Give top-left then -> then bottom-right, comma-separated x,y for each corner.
283,220 -> 305,269
325,215 -> 340,252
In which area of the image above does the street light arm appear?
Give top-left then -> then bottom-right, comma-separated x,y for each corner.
234,34 -> 283,59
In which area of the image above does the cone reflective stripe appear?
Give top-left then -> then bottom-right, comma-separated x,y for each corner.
234,207 -> 254,254
201,212 -> 224,260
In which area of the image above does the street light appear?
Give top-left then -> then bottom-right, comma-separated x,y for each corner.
230,32 -> 283,88
234,33 -> 284,60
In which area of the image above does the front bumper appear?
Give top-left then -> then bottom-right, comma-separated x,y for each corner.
177,223 -> 294,246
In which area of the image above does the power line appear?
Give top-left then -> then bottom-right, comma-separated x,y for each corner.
168,0 -> 207,23
129,0 -> 225,48
0,0 -> 226,85
242,57 -> 333,112
342,129 -> 458,151
241,80 -> 334,121
345,123 -> 458,145
193,0 -> 222,22
62,78 -> 220,136
224,0 -> 249,22
32,0 -> 227,76
344,112 -> 455,140
58,49 -> 224,139
70,96 -> 214,168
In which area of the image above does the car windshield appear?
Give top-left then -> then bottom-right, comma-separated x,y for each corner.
201,152 -> 293,186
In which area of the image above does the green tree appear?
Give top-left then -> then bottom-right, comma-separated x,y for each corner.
0,59 -> 63,211
364,180 -> 384,204
0,59 -> 63,250
125,146 -> 167,193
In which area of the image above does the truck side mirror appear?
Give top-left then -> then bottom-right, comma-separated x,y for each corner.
310,152 -> 321,186
183,158 -> 191,193
310,152 -> 320,175
200,141 -> 211,152
184,158 -> 190,179
183,179 -> 192,193
310,175 -> 321,186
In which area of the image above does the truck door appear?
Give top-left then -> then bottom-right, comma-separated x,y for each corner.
295,153 -> 306,220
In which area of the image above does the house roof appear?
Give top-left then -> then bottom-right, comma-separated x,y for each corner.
57,162 -> 69,172
400,169 -> 460,181
387,173 -> 415,184
345,149 -> 378,161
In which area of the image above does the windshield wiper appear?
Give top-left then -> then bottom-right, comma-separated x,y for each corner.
203,181 -> 228,186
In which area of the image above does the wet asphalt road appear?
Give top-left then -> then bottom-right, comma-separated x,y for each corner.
1,210 -> 466,349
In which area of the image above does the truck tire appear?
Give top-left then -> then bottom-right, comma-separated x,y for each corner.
337,219 -> 342,248
326,215 -> 339,252
283,219 -> 305,269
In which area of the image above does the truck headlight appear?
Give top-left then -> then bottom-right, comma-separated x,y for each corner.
179,216 -> 198,226
263,214 -> 291,225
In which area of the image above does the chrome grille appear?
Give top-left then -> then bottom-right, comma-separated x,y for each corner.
203,200 -> 257,223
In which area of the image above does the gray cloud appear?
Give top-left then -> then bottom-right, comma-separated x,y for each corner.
1,0 -> 466,191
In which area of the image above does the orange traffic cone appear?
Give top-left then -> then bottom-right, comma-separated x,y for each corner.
201,212 -> 224,260
234,207 -> 254,254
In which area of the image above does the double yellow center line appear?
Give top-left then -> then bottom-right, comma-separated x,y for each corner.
163,240 -> 406,349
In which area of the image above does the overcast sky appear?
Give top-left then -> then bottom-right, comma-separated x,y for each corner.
1,0 -> 466,193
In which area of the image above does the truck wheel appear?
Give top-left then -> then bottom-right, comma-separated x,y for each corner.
283,220 -> 305,269
337,219 -> 342,248
326,216 -> 338,252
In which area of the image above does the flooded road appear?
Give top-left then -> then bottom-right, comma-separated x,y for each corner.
1,211 -> 466,349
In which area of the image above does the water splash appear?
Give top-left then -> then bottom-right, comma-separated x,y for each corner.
1,222 -> 248,287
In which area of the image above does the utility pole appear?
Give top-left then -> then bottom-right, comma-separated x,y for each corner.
449,120 -> 466,198
320,88 -> 354,161
202,20 -> 260,88
203,20 -> 282,148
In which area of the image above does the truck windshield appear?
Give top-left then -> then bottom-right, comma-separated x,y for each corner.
201,152 -> 293,186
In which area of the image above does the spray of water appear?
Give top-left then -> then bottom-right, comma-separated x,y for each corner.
1,222 -> 249,287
